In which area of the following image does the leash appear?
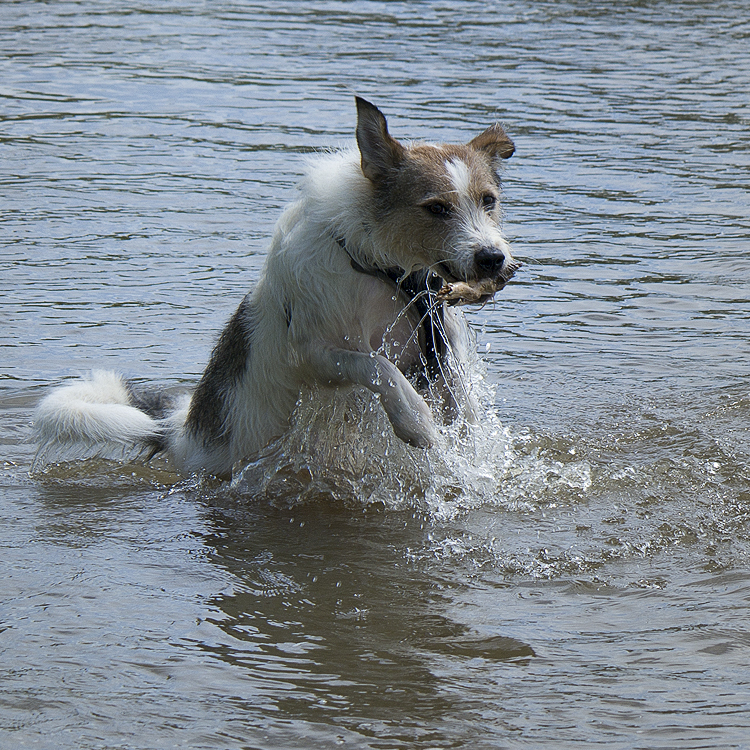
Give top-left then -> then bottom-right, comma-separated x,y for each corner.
335,237 -> 447,378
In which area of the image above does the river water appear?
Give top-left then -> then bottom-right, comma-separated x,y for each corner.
2,1 -> 750,748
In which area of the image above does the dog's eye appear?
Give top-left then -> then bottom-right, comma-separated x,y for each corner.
481,194 -> 497,211
424,201 -> 451,217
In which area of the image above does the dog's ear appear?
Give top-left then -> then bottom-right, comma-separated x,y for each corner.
355,97 -> 406,183
468,123 -> 515,161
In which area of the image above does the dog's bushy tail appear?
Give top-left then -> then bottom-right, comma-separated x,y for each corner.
33,370 -> 166,468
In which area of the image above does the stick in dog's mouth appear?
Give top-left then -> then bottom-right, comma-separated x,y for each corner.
436,262 -> 520,306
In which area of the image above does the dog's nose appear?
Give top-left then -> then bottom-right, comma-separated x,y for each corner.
474,246 -> 506,277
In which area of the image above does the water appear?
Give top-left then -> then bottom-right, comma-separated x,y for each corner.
2,1 -> 750,747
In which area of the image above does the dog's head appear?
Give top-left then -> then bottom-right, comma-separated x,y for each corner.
355,97 -> 518,286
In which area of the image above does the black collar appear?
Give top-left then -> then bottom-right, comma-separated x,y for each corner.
335,236 -> 443,308
336,236 -> 406,288
336,237 -> 447,376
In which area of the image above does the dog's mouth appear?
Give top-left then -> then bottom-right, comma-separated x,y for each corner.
437,259 -> 520,285
488,259 -> 521,287
435,260 -> 520,306
435,261 -> 462,284
433,260 -> 521,289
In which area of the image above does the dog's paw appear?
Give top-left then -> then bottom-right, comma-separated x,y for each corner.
378,384 -> 438,449
391,415 -> 435,449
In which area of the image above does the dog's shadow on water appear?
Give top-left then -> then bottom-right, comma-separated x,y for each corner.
196,494 -> 535,729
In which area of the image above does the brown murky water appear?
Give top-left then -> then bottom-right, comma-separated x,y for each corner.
2,1 -> 749,748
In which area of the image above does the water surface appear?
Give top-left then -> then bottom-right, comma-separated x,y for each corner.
2,1 -> 749,748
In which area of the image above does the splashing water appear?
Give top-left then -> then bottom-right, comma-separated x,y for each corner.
230,354 -> 593,519
30,349 -> 594,522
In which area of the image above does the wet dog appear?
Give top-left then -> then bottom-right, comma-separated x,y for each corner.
34,97 -> 518,478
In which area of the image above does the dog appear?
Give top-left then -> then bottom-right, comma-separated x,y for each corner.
34,97 -> 518,479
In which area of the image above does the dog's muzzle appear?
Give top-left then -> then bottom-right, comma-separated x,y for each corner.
472,246 -> 518,283
474,246 -> 506,277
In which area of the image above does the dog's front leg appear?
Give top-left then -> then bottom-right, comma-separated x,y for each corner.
300,345 -> 439,448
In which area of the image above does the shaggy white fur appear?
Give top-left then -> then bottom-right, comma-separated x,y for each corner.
35,370 -> 157,447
